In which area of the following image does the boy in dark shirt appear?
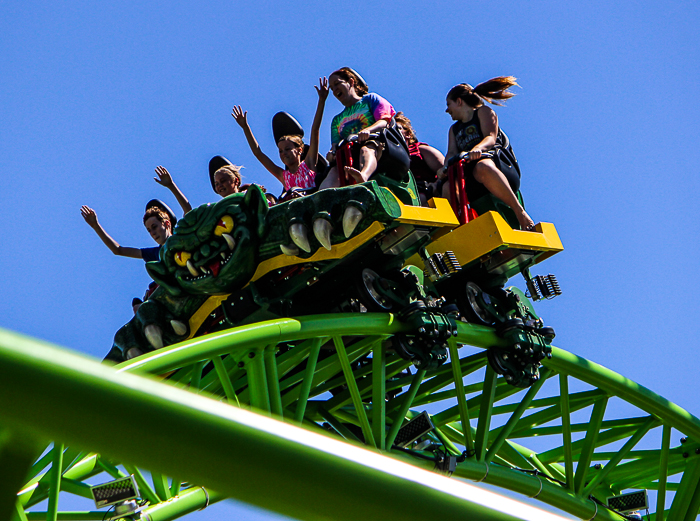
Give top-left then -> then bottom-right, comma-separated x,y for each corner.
81,165 -> 189,261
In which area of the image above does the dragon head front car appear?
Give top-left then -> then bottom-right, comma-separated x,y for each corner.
147,185 -> 268,296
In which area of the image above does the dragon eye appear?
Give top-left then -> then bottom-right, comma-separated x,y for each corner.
214,215 -> 234,236
174,251 -> 192,267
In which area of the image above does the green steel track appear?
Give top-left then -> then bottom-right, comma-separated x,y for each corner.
1,314 -> 699,521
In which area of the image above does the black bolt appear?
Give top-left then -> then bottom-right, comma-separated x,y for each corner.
248,352 -> 255,358
683,452 -> 689,458
696,448 -> 700,455
238,361 -> 244,368
681,437 -> 688,444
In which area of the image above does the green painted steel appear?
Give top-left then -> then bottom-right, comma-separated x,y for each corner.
0,327 -> 567,521
2,314 -> 700,521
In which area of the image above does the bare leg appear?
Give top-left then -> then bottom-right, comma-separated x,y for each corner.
344,145 -> 378,183
473,159 -> 534,230
319,165 -> 340,189
441,178 -> 451,199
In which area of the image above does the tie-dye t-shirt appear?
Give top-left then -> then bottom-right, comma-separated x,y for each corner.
330,93 -> 396,146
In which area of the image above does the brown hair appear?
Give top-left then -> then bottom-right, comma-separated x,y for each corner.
394,112 -> 417,145
447,76 -> 519,108
330,67 -> 368,96
143,207 -> 170,227
239,183 -> 267,193
214,164 -> 242,187
277,135 -> 304,149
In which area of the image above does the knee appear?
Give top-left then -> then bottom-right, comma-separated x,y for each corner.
473,160 -> 497,183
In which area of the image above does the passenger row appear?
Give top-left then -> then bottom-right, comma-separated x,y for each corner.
81,67 -> 533,312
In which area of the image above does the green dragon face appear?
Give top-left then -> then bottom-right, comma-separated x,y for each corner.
147,186 -> 268,296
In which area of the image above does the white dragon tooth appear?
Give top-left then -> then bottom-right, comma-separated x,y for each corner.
200,265 -> 209,275
126,347 -> 144,360
280,243 -> 299,256
144,325 -> 163,349
343,206 -> 364,238
289,223 -> 311,253
186,260 -> 199,277
313,218 -> 333,251
223,233 -> 236,250
171,320 -> 187,336
220,252 -> 226,259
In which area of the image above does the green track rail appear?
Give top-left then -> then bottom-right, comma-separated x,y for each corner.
1,314 -> 699,521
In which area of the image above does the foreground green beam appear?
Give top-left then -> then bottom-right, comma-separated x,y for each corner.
0,328 -> 568,521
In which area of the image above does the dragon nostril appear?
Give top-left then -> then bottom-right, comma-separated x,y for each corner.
201,245 -> 211,257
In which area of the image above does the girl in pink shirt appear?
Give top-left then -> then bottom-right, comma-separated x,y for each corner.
232,78 -> 329,191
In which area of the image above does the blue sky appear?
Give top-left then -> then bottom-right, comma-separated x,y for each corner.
2,1 -> 699,519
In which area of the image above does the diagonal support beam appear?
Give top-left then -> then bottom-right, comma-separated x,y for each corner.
559,374 -> 574,490
448,340 -> 474,455
574,397 -> 608,495
656,424 -> 671,521
582,415 -> 658,496
294,337 -> 324,424
475,366 -> 497,461
486,369 -> 551,463
333,336 -> 375,448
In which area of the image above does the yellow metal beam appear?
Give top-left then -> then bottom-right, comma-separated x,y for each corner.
405,211 -> 564,270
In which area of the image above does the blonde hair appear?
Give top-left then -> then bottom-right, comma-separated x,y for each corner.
214,165 -> 243,187
277,135 -> 304,149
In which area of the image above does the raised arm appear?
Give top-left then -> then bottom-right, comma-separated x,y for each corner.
80,206 -> 142,259
232,106 -> 285,183
154,166 -> 192,214
304,77 -> 329,171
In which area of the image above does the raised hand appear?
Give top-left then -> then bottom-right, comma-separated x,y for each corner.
154,165 -> 173,188
315,77 -> 329,101
232,105 -> 248,128
80,205 -> 98,227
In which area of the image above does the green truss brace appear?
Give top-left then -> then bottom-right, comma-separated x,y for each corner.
1,315 -> 700,521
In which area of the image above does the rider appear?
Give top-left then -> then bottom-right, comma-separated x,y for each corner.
445,77 -> 533,230
80,204 -> 174,262
320,67 -> 396,188
232,78 -> 329,192
394,112 -> 446,205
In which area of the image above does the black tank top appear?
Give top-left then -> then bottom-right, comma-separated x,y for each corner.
451,111 -> 484,152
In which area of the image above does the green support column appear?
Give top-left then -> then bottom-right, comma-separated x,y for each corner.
386,368 -> 427,449
486,369 -> 550,463
212,355 -> 240,406
657,424 -> 671,521
448,340 -> 474,455
475,366 -> 497,461
371,339 -> 386,450
47,443 -> 64,521
245,348 -> 270,414
294,338 -> 323,424
264,344 -> 283,417
333,336 -> 375,448
574,397 -> 608,494
668,456 -> 700,521
559,374 -> 574,490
